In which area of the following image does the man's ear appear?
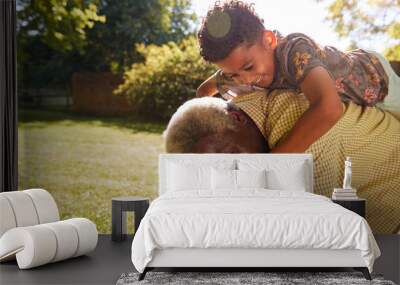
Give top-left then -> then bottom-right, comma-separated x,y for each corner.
228,110 -> 248,125
261,30 -> 277,50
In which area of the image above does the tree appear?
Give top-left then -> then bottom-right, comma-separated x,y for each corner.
17,0 -> 106,88
17,0 -> 105,52
84,0 -> 197,72
17,0 -> 197,89
115,36 -> 217,121
320,0 -> 400,60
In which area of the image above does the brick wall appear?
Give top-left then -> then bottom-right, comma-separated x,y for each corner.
71,72 -> 133,116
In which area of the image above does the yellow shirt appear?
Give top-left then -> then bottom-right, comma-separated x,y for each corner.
232,90 -> 400,233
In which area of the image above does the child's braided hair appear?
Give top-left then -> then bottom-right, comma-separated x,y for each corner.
197,1 -> 265,62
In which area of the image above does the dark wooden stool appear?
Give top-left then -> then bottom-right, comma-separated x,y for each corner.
111,197 -> 149,242
332,198 -> 366,218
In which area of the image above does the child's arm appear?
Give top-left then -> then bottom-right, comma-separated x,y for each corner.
196,72 -> 219,97
271,66 -> 343,153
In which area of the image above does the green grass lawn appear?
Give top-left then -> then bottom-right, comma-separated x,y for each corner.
18,107 -> 166,234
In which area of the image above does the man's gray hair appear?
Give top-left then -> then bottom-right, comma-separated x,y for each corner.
163,97 -> 239,153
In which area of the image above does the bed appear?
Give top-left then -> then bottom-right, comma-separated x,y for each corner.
131,154 -> 380,281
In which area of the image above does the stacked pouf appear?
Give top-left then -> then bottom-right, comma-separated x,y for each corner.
0,189 -> 98,269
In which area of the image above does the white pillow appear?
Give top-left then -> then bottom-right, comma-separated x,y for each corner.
266,167 -> 307,191
211,168 -> 267,190
211,168 -> 236,190
166,160 -> 236,192
167,162 -> 211,191
238,159 -> 308,191
236,169 -> 267,189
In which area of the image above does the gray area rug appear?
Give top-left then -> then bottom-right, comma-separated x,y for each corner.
116,271 -> 395,285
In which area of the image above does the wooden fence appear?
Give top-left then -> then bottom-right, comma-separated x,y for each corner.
71,72 -> 133,116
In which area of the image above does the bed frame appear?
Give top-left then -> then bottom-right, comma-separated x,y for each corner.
139,154 -> 372,281
140,248 -> 371,280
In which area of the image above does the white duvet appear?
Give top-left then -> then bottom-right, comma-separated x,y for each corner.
131,190 -> 380,273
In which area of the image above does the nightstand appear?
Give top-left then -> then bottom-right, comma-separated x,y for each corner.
332,198 -> 366,218
111,197 -> 149,242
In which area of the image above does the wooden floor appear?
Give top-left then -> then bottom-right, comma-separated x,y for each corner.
0,235 -> 398,285
0,235 -> 135,285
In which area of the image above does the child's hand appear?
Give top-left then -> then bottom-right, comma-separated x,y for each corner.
196,73 -> 219,97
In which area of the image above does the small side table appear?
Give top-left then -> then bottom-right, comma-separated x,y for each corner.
112,197 -> 149,242
332,198 -> 366,218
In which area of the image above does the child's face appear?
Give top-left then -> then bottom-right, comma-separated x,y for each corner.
215,30 -> 277,88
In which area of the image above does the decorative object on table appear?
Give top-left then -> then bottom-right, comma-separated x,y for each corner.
112,197 -> 149,242
332,198 -> 366,218
343,156 -> 353,189
332,157 -> 359,200
116,271 -> 394,285
0,189 -> 98,269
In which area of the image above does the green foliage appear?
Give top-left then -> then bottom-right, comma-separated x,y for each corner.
17,0 -> 106,88
17,0 -> 105,52
84,0 -> 197,72
116,36 -> 217,121
320,0 -> 400,60
17,0 -> 197,89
